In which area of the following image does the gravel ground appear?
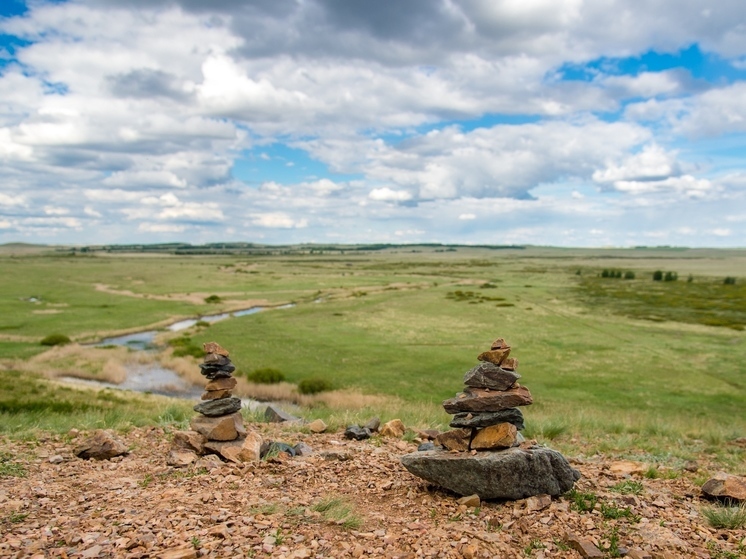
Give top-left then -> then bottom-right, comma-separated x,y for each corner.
1,423 -> 745,559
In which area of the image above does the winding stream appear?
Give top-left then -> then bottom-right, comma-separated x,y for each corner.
77,304 -> 295,399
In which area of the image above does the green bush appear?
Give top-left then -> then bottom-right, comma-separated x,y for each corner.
40,334 -> 71,346
624,271 -> 635,280
168,336 -> 203,358
204,294 -> 221,303
653,270 -> 663,281
724,276 -> 737,285
664,271 -> 678,282
298,377 -> 333,394
247,368 -> 285,384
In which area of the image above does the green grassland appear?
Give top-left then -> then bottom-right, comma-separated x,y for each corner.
0,244 -> 744,468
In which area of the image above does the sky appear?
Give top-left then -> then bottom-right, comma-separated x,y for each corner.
1,0 -> 745,247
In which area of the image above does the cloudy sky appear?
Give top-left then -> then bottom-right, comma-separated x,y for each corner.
1,0 -> 745,247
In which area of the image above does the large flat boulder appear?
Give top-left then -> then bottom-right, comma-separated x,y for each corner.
401,446 -> 580,500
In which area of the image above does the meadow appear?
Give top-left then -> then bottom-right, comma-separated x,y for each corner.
1,243 -> 744,470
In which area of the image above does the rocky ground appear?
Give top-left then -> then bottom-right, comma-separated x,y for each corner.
1,422 -> 745,559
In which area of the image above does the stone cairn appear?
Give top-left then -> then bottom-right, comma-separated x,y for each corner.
168,342 -> 262,466
401,337 -> 580,500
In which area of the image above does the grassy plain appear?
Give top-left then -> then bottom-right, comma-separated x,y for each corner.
0,244 -> 745,469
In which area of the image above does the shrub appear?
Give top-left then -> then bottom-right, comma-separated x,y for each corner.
298,377 -> 333,394
247,368 -> 285,384
624,271 -> 635,280
653,270 -> 663,281
724,276 -> 737,285
204,294 -> 221,303
664,271 -> 678,282
169,336 -> 203,358
40,333 -> 71,346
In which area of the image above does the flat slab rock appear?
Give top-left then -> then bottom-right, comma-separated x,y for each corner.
401,446 -> 580,500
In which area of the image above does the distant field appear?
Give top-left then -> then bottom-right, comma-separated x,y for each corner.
1,245 -> 744,466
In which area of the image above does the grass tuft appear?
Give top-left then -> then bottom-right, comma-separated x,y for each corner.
311,496 -> 362,529
700,503 -> 746,529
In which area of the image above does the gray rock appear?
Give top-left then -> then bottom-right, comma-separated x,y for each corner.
418,442 -> 435,452
363,416 -> 381,432
345,425 -> 372,440
463,362 -> 520,391
450,408 -> 525,431
261,441 -> 296,458
293,442 -> 314,456
193,397 -> 241,417
400,446 -> 580,500
74,429 -> 129,461
264,405 -> 301,423
442,386 -> 532,414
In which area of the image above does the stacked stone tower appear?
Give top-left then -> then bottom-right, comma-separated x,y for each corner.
401,337 -> 580,500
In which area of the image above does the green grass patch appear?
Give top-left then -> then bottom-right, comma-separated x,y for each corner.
701,504 -> 746,529
311,496 -> 362,529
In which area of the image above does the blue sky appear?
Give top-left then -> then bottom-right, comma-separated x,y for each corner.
0,0 -> 745,247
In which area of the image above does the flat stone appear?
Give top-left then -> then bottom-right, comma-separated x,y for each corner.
400,446 -> 580,500
203,354 -> 231,366
159,547 -> 198,559
470,423 -> 517,450
566,532 -> 604,558
525,493 -> 552,512
172,430 -> 207,454
435,429 -> 471,452
418,442 -> 435,452
442,386 -> 533,414
203,341 -> 229,356
190,412 -> 245,441
199,362 -> 236,376
701,472 -> 746,502
201,389 -> 232,400
74,430 -> 129,461
450,408 -> 525,430
457,494 -> 481,508
193,397 -> 241,417
166,449 -> 198,468
380,419 -> 406,438
308,419 -> 327,433
344,425 -> 371,440
609,460 -> 646,477
264,405 -> 301,423
477,348 -> 510,366
463,362 -> 521,391
204,377 -> 237,391
204,430 -> 262,463
293,442 -> 314,456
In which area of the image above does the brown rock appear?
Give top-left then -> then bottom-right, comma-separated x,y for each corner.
609,460 -> 646,477
477,348 -> 510,365
74,429 -> 129,460
457,494 -> 481,507
463,362 -> 520,391
203,341 -> 229,356
470,423 -> 517,450
380,419 -> 406,438
435,429 -> 471,452
172,430 -> 207,454
490,338 -> 510,350
204,377 -> 237,391
701,472 -> 746,502
166,449 -> 197,468
204,430 -> 263,463
626,551 -> 652,559
501,357 -> 518,370
200,389 -> 232,400
442,386 -> 533,413
158,547 -> 198,559
566,532 -> 604,558
308,419 -> 327,433
190,412 -> 245,441
525,494 -> 552,512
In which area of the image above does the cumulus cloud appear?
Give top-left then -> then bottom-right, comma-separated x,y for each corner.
250,212 -> 308,229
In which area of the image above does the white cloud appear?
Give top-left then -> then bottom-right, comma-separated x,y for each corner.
592,144 -> 680,184
368,187 -> 414,202
459,213 -> 476,220
250,213 -> 308,229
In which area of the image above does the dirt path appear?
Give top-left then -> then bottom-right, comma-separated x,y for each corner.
1,424 -> 743,559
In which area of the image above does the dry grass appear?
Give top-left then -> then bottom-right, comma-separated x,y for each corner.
17,344 -> 154,384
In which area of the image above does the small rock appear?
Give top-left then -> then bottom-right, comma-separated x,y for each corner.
264,405 -> 301,423
525,494 -> 552,512
609,460 -> 646,477
172,430 -> 207,454
566,532 -> 604,558
418,442 -> 435,452
204,377 -> 237,391
457,494 -> 481,507
626,550 -> 652,559
158,548 -> 198,559
193,397 -> 242,417
701,472 -> 746,502
477,347 -> 510,365
380,419 -> 406,438
190,412 -> 244,442
344,425 -> 371,440
166,449 -> 198,468
203,341 -> 229,356
363,416 -> 381,432
463,362 -> 521,391
450,408 -> 525,430
293,442 -> 314,456
442,386 -> 533,413
434,429 -> 471,452
470,423 -> 517,450
74,430 -> 129,461
48,455 -> 64,464
308,419 -> 327,433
